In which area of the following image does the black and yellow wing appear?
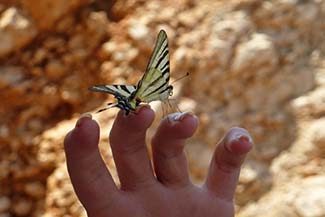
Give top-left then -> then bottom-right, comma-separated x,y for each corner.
89,85 -> 136,98
88,84 -> 137,113
88,29 -> 173,114
129,30 -> 173,108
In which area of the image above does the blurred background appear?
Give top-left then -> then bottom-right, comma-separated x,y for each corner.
0,0 -> 324,216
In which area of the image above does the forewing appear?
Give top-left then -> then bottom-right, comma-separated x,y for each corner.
132,30 -> 170,103
145,30 -> 170,74
138,68 -> 171,103
88,85 -> 136,98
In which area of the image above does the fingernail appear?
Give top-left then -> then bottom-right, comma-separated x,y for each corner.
76,113 -> 92,127
168,111 -> 193,122
225,128 -> 253,152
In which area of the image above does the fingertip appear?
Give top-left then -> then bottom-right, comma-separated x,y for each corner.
64,115 -> 100,154
211,127 -> 253,169
177,113 -> 199,138
75,113 -> 93,127
114,105 -> 155,132
167,112 -> 198,125
160,112 -> 198,139
224,127 -> 253,155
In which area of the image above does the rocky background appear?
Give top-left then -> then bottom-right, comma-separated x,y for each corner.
0,0 -> 324,216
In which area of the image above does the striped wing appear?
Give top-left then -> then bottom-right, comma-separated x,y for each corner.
88,85 -> 136,98
130,30 -> 172,105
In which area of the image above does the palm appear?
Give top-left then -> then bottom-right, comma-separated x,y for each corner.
91,184 -> 233,217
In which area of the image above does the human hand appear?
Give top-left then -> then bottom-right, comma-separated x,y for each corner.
64,106 -> 253,217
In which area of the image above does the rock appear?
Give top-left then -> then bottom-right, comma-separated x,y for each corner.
12,198 -> 32,216
99,41 -> 116,59
0,125 -> 9,138
0,213 -> 11,217
239,176 -> 325,217
128,21 -> 149,41
236,161 -> 272,205
0,66 -> 25,89
312,120 -> 325,157
43,36 -> 65,50
20,0 -> 91,30
177,10 -> 198,28
294,176 -> 325,217
208,11 -> 253,68
0,160 -> 9,181
24,182 -> 46,198
178,97 -> 197,112
291,87 -> 325,119
0,7 -> 37,58
296,3 -> 318,26
45,60 -> 67,81
187,141 -> 213,183
231,33 -> 278,76
45,164 -> 87,216
32,48 -> 48,65
0,197 -> 10,212
86,11 -> 108,36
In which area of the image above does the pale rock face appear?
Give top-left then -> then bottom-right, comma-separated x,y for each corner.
0,66 -> 25,88
0,197 -> 11,213
20,0 -> 91,30
231,33 -> 278,75
208,11 -> 253,68
239,176 -> 325,217
294,177 -> 325,217
128,21 -> 150,41
0,7 -> 37,58
312,121 -> 325,157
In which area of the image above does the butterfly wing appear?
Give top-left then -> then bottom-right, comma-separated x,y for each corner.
89,84 -> 138,113
89,85 -> 136,98
129,30 -> 172,107
88,29 -> 172,113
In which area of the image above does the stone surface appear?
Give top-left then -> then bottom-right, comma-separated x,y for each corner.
0,7 -> 37,58
294,177 -> 325,217
0,197 -> 10,213
238,176 -> 325,217
0,0 -> 324,216
20,0 -> 91,30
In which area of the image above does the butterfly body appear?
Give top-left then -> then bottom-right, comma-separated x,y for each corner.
89,30 -> 172,115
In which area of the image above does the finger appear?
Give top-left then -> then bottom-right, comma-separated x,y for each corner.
64,114 -> 119,212
109,106 -> 155,190
152,112 -> 198,187
204,127 -> 253,201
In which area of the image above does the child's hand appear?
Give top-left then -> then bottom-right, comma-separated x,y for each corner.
64,106 -> 252,217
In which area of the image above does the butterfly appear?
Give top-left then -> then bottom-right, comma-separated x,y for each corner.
88,29 -> 173,115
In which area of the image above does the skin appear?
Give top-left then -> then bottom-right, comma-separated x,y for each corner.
64,106 -> 253,217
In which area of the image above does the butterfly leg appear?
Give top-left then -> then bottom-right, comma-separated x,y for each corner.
166,99 -> 182,113
174,100 -> 182,113
161,101 -> 167,117
96,107 -> 109,113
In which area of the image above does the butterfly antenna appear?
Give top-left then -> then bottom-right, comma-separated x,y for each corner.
96,102 -> 118,113
96,108 -> 109,113
171,72 -> 190,85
